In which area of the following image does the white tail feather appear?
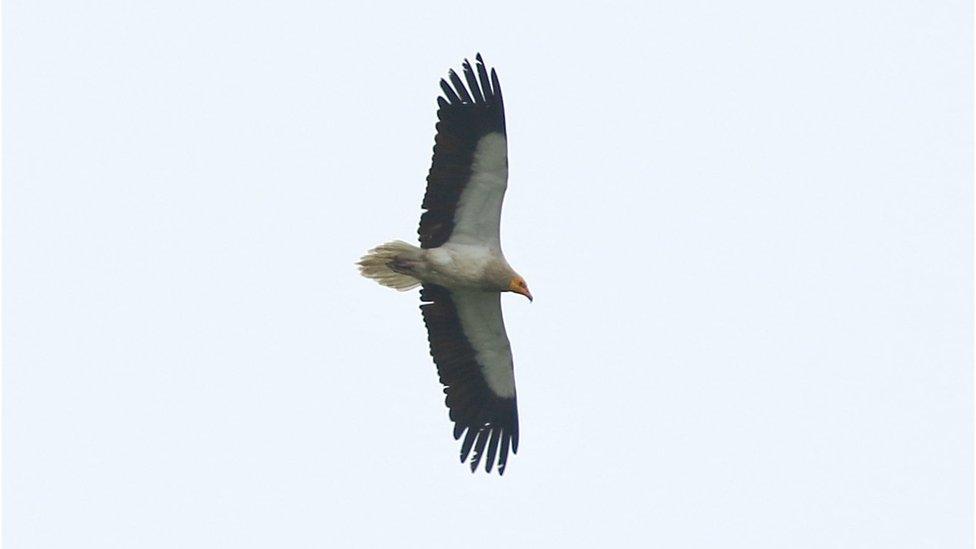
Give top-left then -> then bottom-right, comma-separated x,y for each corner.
357,240 -> 423,291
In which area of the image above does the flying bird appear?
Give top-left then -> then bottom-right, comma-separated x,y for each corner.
358,54 -> 530,475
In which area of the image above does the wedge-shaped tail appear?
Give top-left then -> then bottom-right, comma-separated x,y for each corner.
357,240 -> 423,291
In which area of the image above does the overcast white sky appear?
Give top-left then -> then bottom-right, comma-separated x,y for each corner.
4,1 -> 972,547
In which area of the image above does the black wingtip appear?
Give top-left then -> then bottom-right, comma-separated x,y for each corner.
485,428 -> 500,473
474,54 -> 492,99
461,58 -> 485,103
439,78 -> 460,104
459,427 -> 477,463
471,429 -> 489,472
448,69 -> 472,103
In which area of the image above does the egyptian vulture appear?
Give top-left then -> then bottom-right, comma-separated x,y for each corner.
358,55 -> 530,475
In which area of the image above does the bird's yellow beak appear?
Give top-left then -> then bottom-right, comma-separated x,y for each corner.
508,278 -> 533,302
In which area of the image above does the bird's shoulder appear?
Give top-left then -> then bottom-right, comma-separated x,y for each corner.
439,242 -> 505,267
426,243 -> 508,288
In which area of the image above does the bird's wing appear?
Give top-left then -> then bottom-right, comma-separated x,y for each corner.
420,284 -> 519,474
419,55 -> 508,249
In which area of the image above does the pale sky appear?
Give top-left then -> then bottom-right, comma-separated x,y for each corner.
4,1 -> 972,547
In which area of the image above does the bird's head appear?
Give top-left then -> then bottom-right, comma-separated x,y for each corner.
508,276 -> 533,302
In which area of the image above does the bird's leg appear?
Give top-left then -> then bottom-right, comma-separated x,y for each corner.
387,258 -> 419,276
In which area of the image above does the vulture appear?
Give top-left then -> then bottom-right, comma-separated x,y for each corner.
357,54 -> 531,475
